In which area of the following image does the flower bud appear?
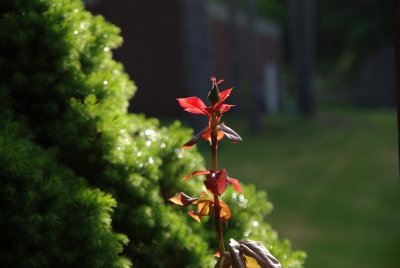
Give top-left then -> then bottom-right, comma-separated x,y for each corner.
208,79 -> 221,105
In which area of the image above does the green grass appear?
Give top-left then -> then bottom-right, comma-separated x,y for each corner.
195,107 -> 400,268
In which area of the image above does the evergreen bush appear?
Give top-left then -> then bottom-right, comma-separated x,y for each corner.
0,0 -> 306,267
0,115 -> 130,267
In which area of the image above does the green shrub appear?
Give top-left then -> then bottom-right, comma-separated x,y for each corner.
0,0 -> 305,267
0,115 -> 129,267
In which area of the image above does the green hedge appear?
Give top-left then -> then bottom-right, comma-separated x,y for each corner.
0,0 -> 305,267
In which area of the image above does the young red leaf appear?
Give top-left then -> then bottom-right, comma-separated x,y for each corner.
204,169 -> 230,196
168,192 -> 203,206
217,88 -> 232,104
177,97 -> 208,115
228,178 -> 243,192
217,79 -> 224,84
181,170 -> 211,181
218,123 -> 242,143
218,104 -> 236,115
213,251 -> 221,257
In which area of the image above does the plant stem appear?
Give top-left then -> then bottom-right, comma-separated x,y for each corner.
211,114 -> 225,254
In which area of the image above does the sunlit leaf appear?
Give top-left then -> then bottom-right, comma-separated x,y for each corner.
187,192 -> 231,224
168,192 -> 203,206
177,97 -> 208,115
201,129 -> 225,144
188,211 -> 202,222
218,104 -> 235,115
217,88 -> 232,104
219,199 -> 231,225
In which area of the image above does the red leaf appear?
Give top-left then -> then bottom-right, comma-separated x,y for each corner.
213,251 -> 220,257
183,107 -> 206,114
204,169 -> 230,196
217,79 -> 224,84
218,104 -> 235,114
218,123 -> 242,143
181,170 -> 211,181
177,97 -> 208,115
218,88 -> 232,103
228,178 -> 243,192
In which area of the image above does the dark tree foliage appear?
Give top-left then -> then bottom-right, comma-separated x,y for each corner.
0,0 -> 305,267
0,118 -> 129,268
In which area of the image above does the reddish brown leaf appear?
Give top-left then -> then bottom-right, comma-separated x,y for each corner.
229,239 -> 247,268
239,239 -> 282,268
182,128 -> 208,148
181,170 -> 211,181
218,123 -> 242,143
169,192 -> 204,206
204,169 -> 230,196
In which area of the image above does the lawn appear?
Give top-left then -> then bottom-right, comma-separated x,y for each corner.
196,107 -> 400,268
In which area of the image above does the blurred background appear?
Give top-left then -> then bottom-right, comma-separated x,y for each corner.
84,0 -> 399,267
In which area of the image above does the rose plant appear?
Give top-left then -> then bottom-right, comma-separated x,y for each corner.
169,77 -> 282,268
